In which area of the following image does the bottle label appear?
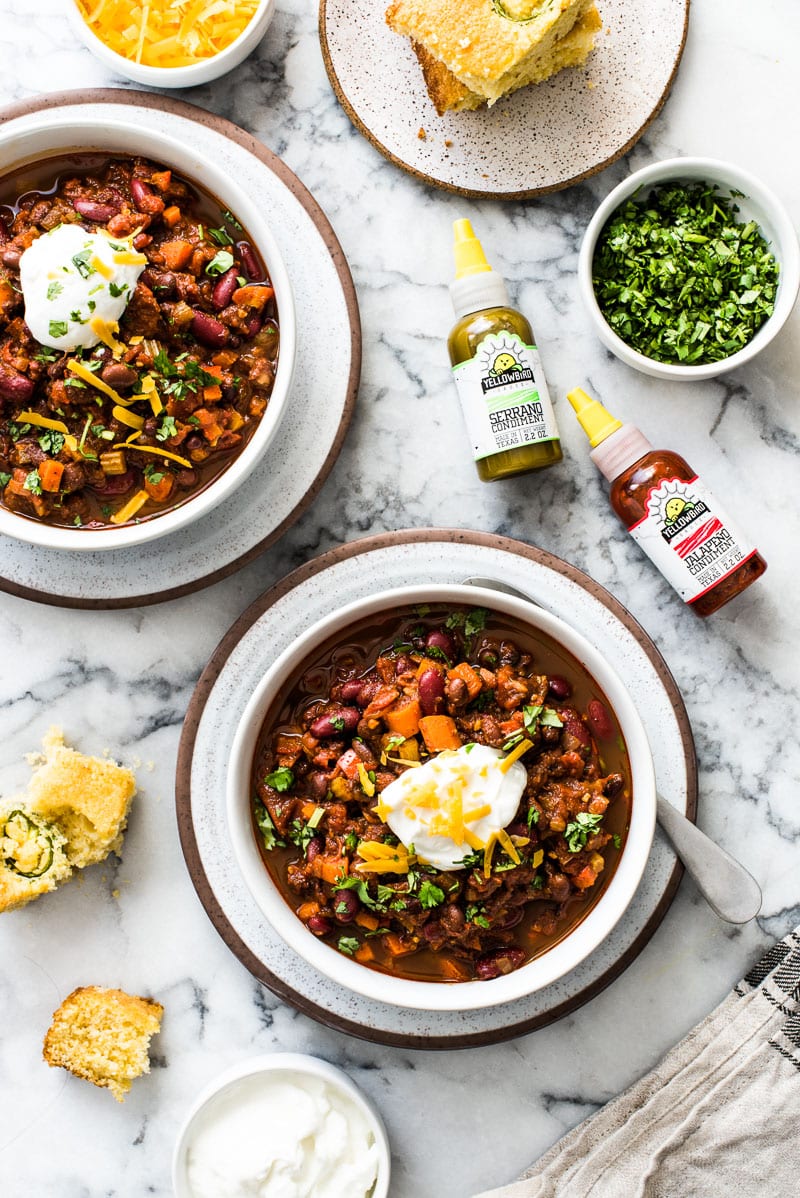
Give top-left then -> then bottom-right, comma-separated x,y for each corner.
452,331 -> 559,461
628,475 -> 758,603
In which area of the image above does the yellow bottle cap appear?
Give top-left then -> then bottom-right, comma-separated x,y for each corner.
453,218 -> 491,279
567,387 -> 623,448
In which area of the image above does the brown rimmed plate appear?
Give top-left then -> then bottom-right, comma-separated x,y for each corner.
176,529 -> 697,1048
320,0 -> 689,199
0,90 -> 360,609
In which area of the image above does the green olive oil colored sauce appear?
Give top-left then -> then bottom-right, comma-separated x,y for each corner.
447,219 -> 562,482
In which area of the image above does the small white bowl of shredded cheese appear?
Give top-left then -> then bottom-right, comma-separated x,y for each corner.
68,0 -> 276,88
172,1053 -> 391,1198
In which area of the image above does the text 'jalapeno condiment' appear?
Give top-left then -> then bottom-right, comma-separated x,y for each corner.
447,219 -> 562,482
568,388 -> 767,616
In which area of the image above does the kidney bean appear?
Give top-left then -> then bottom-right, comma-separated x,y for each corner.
245,312 -> 263,338
356,679 -> 381,708
0,368 -> 34,404
332,888 -> 360,924
310,707 -> 360,739
418,668 -> 445,715
604,773 -> 624,797
91,469 -> 137,496
307,913 -> 333,936
339,679 -> 364,703
1,246 -> 21,269
548,675 -> 572,700
73,198 -> 120,222
237,240 -> 262,280
586,699 -> 614,740
101,362 -> 138,390
190,310 -> 229,349
445,677 -> 467,708
560,709 -> 591,748
439,904 -> 465,935
130,177 -> 155,210
499,640 -> 520,666
426,629 -> 455,658
305,837 -> 324,863
212,266 -> 240,311
175,468 -> 197,489
305,772 -> 330,802
475,948 -> 526,980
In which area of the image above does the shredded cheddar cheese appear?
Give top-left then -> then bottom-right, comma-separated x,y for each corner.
499,738 -> 534,773
89,316 -> 126,356
110,488 -> 149,524
112,405 -> 145,431
90,254 -> 114,280
113,443 -> 192,469
66,359 -> 126,404
76,0 -> 260,68
17,412 -> 69,435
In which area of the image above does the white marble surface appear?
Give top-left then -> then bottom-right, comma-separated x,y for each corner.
0,2 -> 798,1196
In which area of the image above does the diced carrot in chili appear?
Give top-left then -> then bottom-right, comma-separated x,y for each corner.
297,901 -> 320,922
160,239 -> 194,270
416,657 -> 445,678
162,205 -> 181,227
383,933 -> 417,958
143,472 -> 175,503
447,662 -> 483,701
355,911 -> 380,931
194,408 -> 224,443
354,943 -> 375,964
384,698 -> 421,740
300,801 -> 320,821
203,363 -> 225,379
38,460 -> 64,492
314,858 -> 347,884
440,958 -> 472,982
232,284 -> 274,309
276,733 -> 302,765
419,715 -> 462,753
212,350 -> 239,367
150,169 -> 172,191
249,396 -> 267,417
573,866 -> 599,890
203,384 -> 222,402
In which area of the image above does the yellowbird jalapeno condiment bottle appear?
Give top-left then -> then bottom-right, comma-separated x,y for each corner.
568,388 -> 767,617
447,219 -> 562,481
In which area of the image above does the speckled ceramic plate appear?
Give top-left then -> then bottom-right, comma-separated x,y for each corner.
0,91 -> 359,609
320,0 -> 689,198
177,530 -> 697,1048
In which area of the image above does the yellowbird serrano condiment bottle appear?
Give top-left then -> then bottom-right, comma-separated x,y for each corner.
447,219 -> 562,482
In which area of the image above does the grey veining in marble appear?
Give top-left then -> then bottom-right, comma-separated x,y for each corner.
1,1 -> 799,1197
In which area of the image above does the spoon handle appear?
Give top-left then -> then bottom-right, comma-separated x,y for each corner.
656,794 -> 761,923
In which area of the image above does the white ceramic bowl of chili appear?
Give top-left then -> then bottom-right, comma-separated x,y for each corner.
227,583 -> 657,1012
0,113 -> 295,552
67,0 -> 276,88
578,157 -> 800,381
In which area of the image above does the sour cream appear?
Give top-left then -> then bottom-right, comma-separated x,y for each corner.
184,1071 -> 380,1198
19,224 -> 146,351
378,743 -> 527,870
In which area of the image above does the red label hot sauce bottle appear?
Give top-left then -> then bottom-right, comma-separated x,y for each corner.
568,388 -> 767,617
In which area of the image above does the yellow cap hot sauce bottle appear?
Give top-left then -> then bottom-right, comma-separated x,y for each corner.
447,220 -> 563,482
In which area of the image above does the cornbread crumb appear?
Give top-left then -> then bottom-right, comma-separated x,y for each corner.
43,986 -> 163,1102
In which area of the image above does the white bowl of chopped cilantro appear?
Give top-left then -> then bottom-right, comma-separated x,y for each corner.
579,158 -> 800,380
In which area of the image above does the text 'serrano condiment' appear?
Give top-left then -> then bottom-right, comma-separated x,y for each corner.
185,1071 -> 380,1198
568,388 -> 766,616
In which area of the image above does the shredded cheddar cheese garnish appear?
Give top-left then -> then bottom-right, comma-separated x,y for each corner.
499,737 -> 534,773
75,0 -> 260,68
109,488 -> 148,524
66,359 -> 126,404
89,316 -> 126,356
89,254 -> 114,280
112,405 -> 145,431
17,412 -> 69,435
113,443 -> 192,469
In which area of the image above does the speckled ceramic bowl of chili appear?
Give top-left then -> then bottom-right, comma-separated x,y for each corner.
227,583 -> 657,1012
578,157 -> 800,381
0,113 -> 295,551
67,0 -> 276,89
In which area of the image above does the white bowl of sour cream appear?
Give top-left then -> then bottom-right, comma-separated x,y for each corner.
227,583 -> 657,1012
172,1053 -> 390,1198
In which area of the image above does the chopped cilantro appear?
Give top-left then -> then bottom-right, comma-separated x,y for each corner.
109,281 -> 128,298
71,248 -> 94,278
464,608 -> 488,637
38,429 -> 64,454
526,806 -> 540,828
531,874 -> 544,891
222,208 -> 243,231
73,514 -> 83,527
8,422 -> 31,441
418,880 -> 445,909
344,830 -> 358,852
613,833 -> 622,849
33,348 -> 58,364
206,249 -> 235,277
458,850 -> 484,869
465,904 -> 490,929
337,936 -> 360,956
464,742 -> 477,754
523,704 -> 563,734
46,281 -> 63,301
445,611 -> 466,630
335,875 -> 385,912
48,320 -> 68,339
264,766 -> 294,792
23,470 -> 42,495
0,472 -> 11,488
208,226 -> 234,247
564,811 -> 604,853
330,715 -> 346,733
156,415 -> 178,442
424,644 -> 451,667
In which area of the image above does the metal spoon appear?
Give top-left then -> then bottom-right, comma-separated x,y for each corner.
462,575 -> 762,924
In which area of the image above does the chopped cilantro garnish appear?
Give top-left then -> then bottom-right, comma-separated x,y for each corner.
593,182 -> 780,365
156,415 -> 178,442
109,281 -> 128,298
0,472 -> 11,488
418,880 -> 445,909
222,208 -> 243,231
48,320 -> 68,339
23,470 -> 42,495
264,766 -> 294,792
337,936 -> 360,956
8,422 -> 31,441
206,249 -> 235,277
330,715 -> 346,733
613,833 -> 622,849
38,429 -> 64,454
255,804 -> 284,850
523,704 -> 563,735
335,875 -> 385,912
344,830 -> 358,852
526,806 -> 540,828
46,281 -> 63,301
144,464 -> 165,484
208,226 -> 234,247
464,608 -> 488,637
33,348 -> 58,364
71,248 -> 94,278
465,904 -> 490,929
564,811 -> 604,853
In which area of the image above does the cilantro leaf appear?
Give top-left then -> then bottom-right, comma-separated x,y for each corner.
337,936 -> 360,956
564,811 -> 604,853
206,250 -> 235,277
264,766 -> 294,792
255,804 -> 284,850
418,880 -> 445,909
48,320 -> 68,339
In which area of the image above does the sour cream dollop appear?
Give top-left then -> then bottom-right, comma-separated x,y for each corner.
185,1071 -> 380,1198
378,743 -> 527,871
19,224 -> 146,351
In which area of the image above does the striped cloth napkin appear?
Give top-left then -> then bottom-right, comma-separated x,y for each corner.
474,927 -> 800,1198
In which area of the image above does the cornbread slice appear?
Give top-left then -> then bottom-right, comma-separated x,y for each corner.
412,5 -> 602,114
0,800 -> 72,913
26,727 -> 136,870
43,986 -> 163,1102
386,0 -> 599,109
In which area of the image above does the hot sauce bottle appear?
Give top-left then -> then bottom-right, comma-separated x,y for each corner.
568,388 -> 767,616
448,219 -> 562,482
